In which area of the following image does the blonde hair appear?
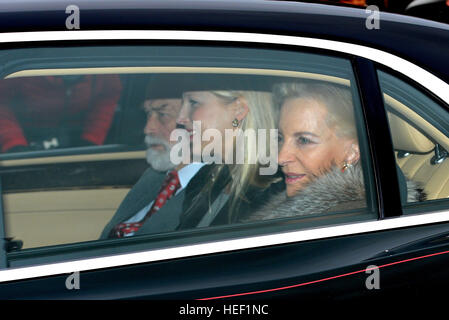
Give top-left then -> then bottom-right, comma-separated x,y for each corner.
273,81 -> 357,139
197,90 -> 278,222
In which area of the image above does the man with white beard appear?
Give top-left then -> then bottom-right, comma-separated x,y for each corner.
142,98 -> 181,172
99,75 -> 205,239
144,134 -> 174,172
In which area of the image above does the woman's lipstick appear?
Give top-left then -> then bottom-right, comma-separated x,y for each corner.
186,129 -> 194,141
284,172 -> 305,184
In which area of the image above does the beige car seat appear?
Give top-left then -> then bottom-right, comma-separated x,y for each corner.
389,112 -> 449,200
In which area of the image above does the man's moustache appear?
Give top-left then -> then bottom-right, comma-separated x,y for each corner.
144,136 -> 170,149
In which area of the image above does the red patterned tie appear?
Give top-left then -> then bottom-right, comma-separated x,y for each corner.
110,170 -> 181,238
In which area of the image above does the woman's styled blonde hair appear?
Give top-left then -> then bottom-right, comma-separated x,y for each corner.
273,81 -> 357,140
194,89 -> 279,223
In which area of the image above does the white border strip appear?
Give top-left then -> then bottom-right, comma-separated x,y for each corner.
0,30 -> 448,103
0,30 -> 448,282
1,210 -> 449,282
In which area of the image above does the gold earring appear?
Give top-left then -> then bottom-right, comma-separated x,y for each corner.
341,162 -> 353,172
232,118 -> 239,127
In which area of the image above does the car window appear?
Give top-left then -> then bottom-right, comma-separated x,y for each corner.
378,69 -> 449,214
0,45 -> 377,268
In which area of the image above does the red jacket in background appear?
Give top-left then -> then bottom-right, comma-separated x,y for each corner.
0,75 -> 122,152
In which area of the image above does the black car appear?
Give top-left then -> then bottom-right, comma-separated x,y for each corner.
0,0 -> 448,306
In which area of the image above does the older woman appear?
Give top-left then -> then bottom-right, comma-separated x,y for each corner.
175,75 -> 280,228
244,81 -> 424,221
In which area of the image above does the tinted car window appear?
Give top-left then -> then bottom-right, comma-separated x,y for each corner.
378,69 -> 449,213
0,45 -> 377,267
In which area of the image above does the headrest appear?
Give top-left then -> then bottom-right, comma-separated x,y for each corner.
388,112 -> 434,153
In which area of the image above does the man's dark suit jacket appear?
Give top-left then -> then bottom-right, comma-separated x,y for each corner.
99,167 -> 187,239
100,164 -> 281,239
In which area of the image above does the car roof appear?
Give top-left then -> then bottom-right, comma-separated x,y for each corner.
0,0 -> 448,83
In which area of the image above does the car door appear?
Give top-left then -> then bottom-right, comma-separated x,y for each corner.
0,30 -> 449,304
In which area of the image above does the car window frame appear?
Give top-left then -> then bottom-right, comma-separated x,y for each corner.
0,30 -> 448,283
0,178 -> 7,269
376,64 -> 449,215
352,57 -> 403,219
1,42 -> 377,266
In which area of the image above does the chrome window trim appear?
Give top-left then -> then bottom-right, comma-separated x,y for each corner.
0,30 -> 448,282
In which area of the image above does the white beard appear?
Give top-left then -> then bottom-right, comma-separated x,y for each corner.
144,135 -> 176,172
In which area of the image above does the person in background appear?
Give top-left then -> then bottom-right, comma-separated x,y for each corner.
0,74 -> 122,152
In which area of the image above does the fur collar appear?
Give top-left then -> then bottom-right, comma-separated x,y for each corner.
243,164 -> 425,222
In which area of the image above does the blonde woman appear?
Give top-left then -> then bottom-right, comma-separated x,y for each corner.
175,76 -> 280,228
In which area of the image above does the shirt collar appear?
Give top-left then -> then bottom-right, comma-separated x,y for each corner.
177,162 -> 207,190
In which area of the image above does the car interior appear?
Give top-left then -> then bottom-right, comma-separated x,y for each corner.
386,94 -> 449,202
1,65 -> 446,250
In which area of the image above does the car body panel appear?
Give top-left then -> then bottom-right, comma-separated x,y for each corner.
0,0 -> 448,82
2,221 -> 449,299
